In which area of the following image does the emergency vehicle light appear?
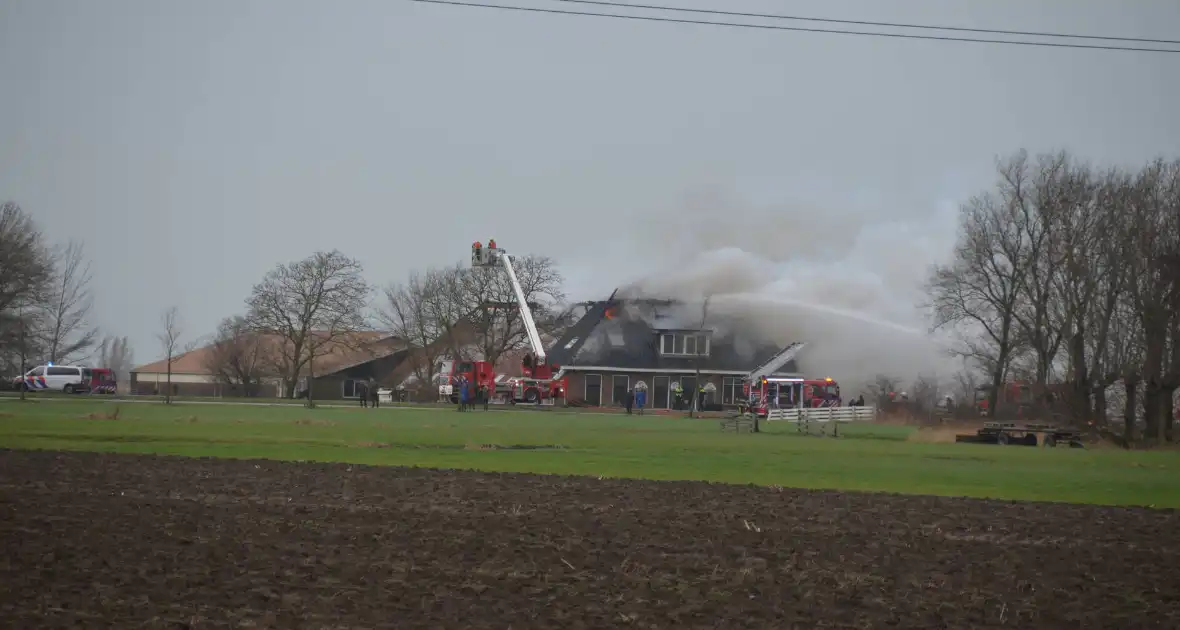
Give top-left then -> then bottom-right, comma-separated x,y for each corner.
764,377 -> 804,383
825,377 -> 832,382
47,362 -> 53,367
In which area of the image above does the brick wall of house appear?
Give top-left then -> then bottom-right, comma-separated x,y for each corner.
563,371 -> 739,408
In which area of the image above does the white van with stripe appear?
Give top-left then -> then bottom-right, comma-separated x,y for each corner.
19,364 -> 90,394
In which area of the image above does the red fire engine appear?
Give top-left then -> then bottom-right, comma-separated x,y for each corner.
738,342 -> 844,416
445,240 -> 568,405
88,368 -> 117,394
973,381 -> 1035,417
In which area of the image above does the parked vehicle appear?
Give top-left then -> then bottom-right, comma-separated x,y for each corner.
88,368 -> 118,394
15,364 -> 91,394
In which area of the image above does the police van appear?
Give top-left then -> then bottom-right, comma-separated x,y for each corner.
17,364 -> 91,394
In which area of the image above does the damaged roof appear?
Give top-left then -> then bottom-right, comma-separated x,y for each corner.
545,299 -> 799,374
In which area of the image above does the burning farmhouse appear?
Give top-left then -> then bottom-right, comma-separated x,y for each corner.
443,241 -> 843,411
541,296 -> 838,411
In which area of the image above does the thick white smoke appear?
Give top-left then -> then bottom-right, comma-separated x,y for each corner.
618,190 -> 963,392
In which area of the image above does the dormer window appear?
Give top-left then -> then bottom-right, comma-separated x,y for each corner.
660,332 -> 710,357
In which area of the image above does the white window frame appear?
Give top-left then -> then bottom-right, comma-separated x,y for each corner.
722,376 -> 741,405
583,373 -> 602,406
660,332 -> 711,357
342,378 -> 359,399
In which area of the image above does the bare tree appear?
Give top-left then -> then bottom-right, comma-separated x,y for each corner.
865,373 -> 903,404
429,265 -> 476,362
1142,159 -> 1180,442
1011,152 -> 1074,388
1053,166 -> 1122,422
1122,160 -> 1180,442
205,315 -> 271,397
41,240 -> 96,364
245,250 -> 370,407
926,155 -> 1033,416
927,149 -> 1180,446
463,255 -> 566,367
951,366 -> 982,415
0,202 -> 53,349
909,374 -> 942,418
0,203 -> 53,394
156,306 -> 184,404
380,270 -> 448,396
97,335 -> 135,392
3,301 -> 44,401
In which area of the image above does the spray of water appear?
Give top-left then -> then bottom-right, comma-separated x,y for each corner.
721,294 -> 924,336
615,189 -> 961,391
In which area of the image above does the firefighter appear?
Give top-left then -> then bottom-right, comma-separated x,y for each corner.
481,384 -> 490,411
671,382 -> 683,410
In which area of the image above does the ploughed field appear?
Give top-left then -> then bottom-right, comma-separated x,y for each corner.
1,450 -> 1176,629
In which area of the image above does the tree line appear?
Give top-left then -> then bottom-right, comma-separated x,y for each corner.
925,149 -> 1180,444
18,147 -> 1173,440
198,250 -> 568,406
0,202 -> 134,388
0,200 -> 568,406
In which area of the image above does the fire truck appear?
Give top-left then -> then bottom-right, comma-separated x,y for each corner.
741,342 -> 844,416
973,381 -> 1035,417
88,368 -> 118,394
444,240 -> 568,405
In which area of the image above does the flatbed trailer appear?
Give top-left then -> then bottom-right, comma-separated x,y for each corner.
955,422 -> 1084,448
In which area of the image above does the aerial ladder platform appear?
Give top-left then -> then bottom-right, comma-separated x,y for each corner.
746,342 -> 807,383
471,240 -> 565,403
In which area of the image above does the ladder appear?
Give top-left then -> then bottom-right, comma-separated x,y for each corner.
746,342 -> 807,382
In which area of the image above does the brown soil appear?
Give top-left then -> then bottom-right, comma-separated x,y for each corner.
1,449 -> 1176,628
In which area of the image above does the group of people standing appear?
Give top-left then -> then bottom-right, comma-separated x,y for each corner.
355,377 -> 381,408
453,375 -> 491,411
623,387 -> 648,415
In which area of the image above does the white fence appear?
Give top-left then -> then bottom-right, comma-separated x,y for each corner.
766,406 -> 877,423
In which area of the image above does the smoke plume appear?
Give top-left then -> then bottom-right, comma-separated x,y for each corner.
619,189 -> 961,392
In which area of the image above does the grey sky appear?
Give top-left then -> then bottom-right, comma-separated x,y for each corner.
2,0 -> 1178,369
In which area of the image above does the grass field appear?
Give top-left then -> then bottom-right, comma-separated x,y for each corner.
1,397 -> 1177,507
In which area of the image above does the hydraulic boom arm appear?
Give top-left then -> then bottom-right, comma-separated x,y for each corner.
498,250 -> 546,364
746,341 -> 806,382
472,241 -> 546,364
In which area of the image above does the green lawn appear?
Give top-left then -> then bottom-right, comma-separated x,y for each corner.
1,398 -> 1177,507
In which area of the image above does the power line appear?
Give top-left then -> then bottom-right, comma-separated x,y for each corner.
554,0 -> 1180,45
409,0 -> 1180,53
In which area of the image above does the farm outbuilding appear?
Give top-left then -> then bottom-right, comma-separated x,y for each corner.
130,332 -> 410,400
